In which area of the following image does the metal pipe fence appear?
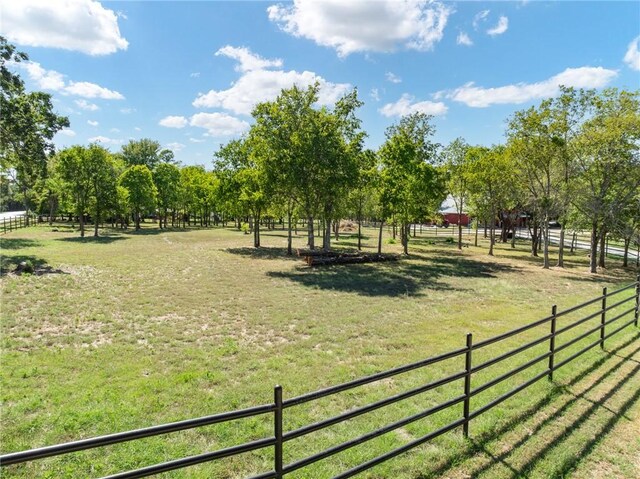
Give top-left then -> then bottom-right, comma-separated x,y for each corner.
2,276 -> 639,478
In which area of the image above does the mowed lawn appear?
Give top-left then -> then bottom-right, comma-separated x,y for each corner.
1,223 -> 639,479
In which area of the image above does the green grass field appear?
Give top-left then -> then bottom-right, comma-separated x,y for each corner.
1,223 -> 638,478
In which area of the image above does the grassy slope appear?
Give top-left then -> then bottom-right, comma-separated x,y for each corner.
1,223 -> 638,478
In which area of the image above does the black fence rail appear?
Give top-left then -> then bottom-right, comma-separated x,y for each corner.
2,277 -> 639,478
0,214 -> 35,234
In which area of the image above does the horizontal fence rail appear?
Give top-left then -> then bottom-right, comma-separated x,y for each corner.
2,276 -> 639,478
0,214 -> 35,234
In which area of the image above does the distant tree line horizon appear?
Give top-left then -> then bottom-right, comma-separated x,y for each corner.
2,37 -> 639,273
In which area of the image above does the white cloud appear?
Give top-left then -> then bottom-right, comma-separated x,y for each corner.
75,99 -> 99,111
64,81 -> 124,99
88,135 -> 122,145
120,108 -> 135,114
268,0 -> 452,57
189,137 -> 206,143
194,62 -> 350,115
134,127 -> 142,131
110,128 -> 120,133
370,88 -> 380,102
190,112 -> 250,137
473,10 -> 490,30
58,128 -> 76,137
623,36 -> 640,71
14,61 -> 65,90
449,66 -> 618,107
159,115 -> 188,128
457,32 -> 473,46
385,72 -> 402,84
87,120 -> 99,126
0,0 -> 128,55
487,16 -> 508,36
11,60 -> 124,99
216,45 -> 283,72
379,93 -> 448,117
166,142 -> 185,152
190,72 -> 201,78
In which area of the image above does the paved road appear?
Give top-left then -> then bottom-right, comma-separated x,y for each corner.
0,211 -> 26,220
516,229 -> 639,261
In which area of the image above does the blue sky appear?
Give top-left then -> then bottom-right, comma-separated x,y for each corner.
2,0 -> 639,166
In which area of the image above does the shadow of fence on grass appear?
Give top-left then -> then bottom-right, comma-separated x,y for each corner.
414,331 -> 640,479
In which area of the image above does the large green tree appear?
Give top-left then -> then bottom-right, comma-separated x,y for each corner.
572,88 -> 640,273
378,113 -> 445,255
466,145 -> 516,256
153,162 -> 181,229
216,137 -> 268,248
252,83 -> 364,251
55,144 -> 116,237
0,37 -> 68,220
442,137 -> 471,250
119,165 -> 157,230
120,139 -> 174,171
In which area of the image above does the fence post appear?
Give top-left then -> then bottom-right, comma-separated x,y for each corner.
463,333 -> 473,438
548,305 -> 557,381
600,287 -> 607,349
635,274 -> 639,327
274,385 -> 283,479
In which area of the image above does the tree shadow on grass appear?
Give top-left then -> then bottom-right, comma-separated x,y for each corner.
266,253 -> 521,297
0,254 -> 68,277
0,238 -> 43,250
55,235 -> 127,244
414,331 -> 640,479
224,246 -> 301,261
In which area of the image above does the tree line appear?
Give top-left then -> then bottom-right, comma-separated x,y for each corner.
2,37 -> 638,272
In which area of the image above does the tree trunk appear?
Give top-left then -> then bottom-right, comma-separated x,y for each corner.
308,215 -> 315,250
589,223 -> 598,273
511,224 -> 517,249
377,220 -> 384,254
542,213 -> 550,269
334,220 -> 339,241
48,193 -> 55,226
488,222 -> 495,256
571,231 -> 577,253
286,207 -> 293,256
253,211 -> 261,248
484,220 -> 488,239
357,215 -> 362,250
557,225 -> 565,268
94,204 -> 100,237
474,220 -> 479,247
623,238 -> 630,267
323,218 -> 331,251
401,222 -> 409,255
79,210 -> 85,237
598,229 -> 606,268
